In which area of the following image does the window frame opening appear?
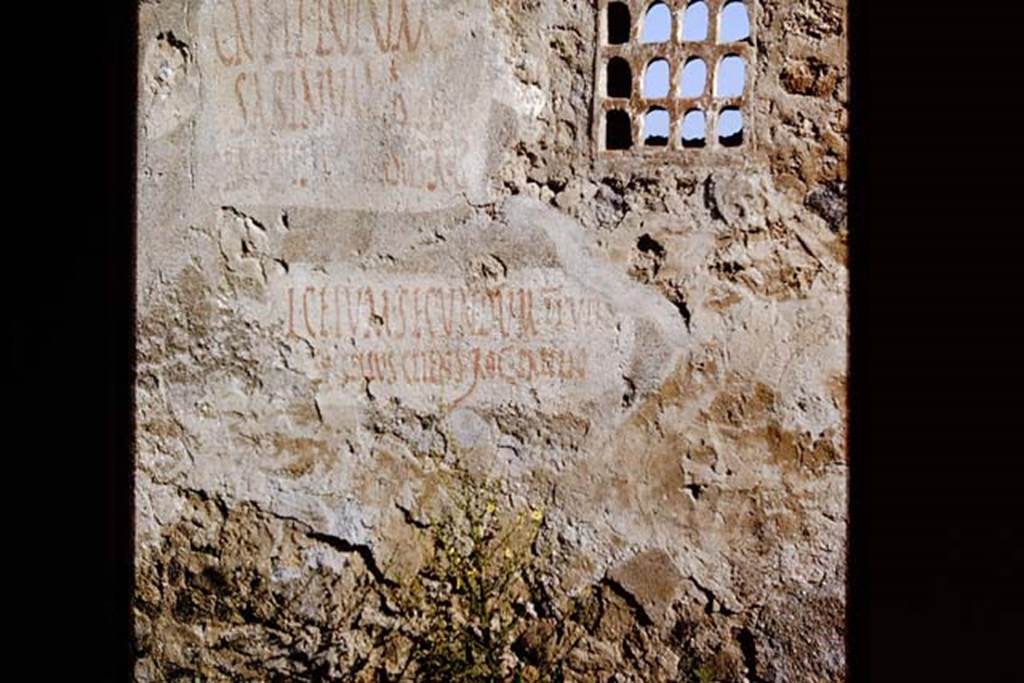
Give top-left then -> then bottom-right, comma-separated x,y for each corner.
681,108 -> 707,148
605,109 -> 633,151
681,0 -> 710,42
718,0 -> 751,43
714,54 -> 746,98
643,107 -> 671,146
607,2 -> 631,45
717,107 -> 744,147
607,57 -> 633,98
679,57 -> 708,99
641,1 -> 672,44
593,0 -> 755,158
643,58 -> 672,99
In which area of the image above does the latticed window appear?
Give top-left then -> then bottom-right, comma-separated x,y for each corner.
595,0 -> 753,155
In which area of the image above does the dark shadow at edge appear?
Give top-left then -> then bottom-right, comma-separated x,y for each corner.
846,0 -> 865,678
104,0 -> 138,679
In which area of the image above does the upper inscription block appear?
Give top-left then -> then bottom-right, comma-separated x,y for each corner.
195,0 -> 497,211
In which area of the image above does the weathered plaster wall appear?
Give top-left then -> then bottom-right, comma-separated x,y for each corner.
135,0 -> 848,679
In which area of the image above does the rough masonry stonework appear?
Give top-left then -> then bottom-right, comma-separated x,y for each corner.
136,0 -> 848,679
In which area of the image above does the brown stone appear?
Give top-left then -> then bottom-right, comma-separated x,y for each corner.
135,0 -> 848,678
607,548 -> 687,626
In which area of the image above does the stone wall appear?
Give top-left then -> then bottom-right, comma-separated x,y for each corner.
135,0 -> 848,679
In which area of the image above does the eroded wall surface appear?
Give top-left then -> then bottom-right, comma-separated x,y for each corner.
135,0 -> 848,679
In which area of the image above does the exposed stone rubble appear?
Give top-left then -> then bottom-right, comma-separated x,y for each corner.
136,0 -> 847,679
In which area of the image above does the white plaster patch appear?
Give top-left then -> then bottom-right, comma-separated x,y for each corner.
194,0 -> 502,211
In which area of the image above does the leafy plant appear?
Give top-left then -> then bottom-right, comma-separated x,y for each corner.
373,464 -> 580,682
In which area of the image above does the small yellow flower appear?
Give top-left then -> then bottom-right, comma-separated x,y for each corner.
530,509 -> 544,523
485,502 -> 496,514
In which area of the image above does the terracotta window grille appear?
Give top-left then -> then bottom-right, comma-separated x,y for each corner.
596,0 -> 753,155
